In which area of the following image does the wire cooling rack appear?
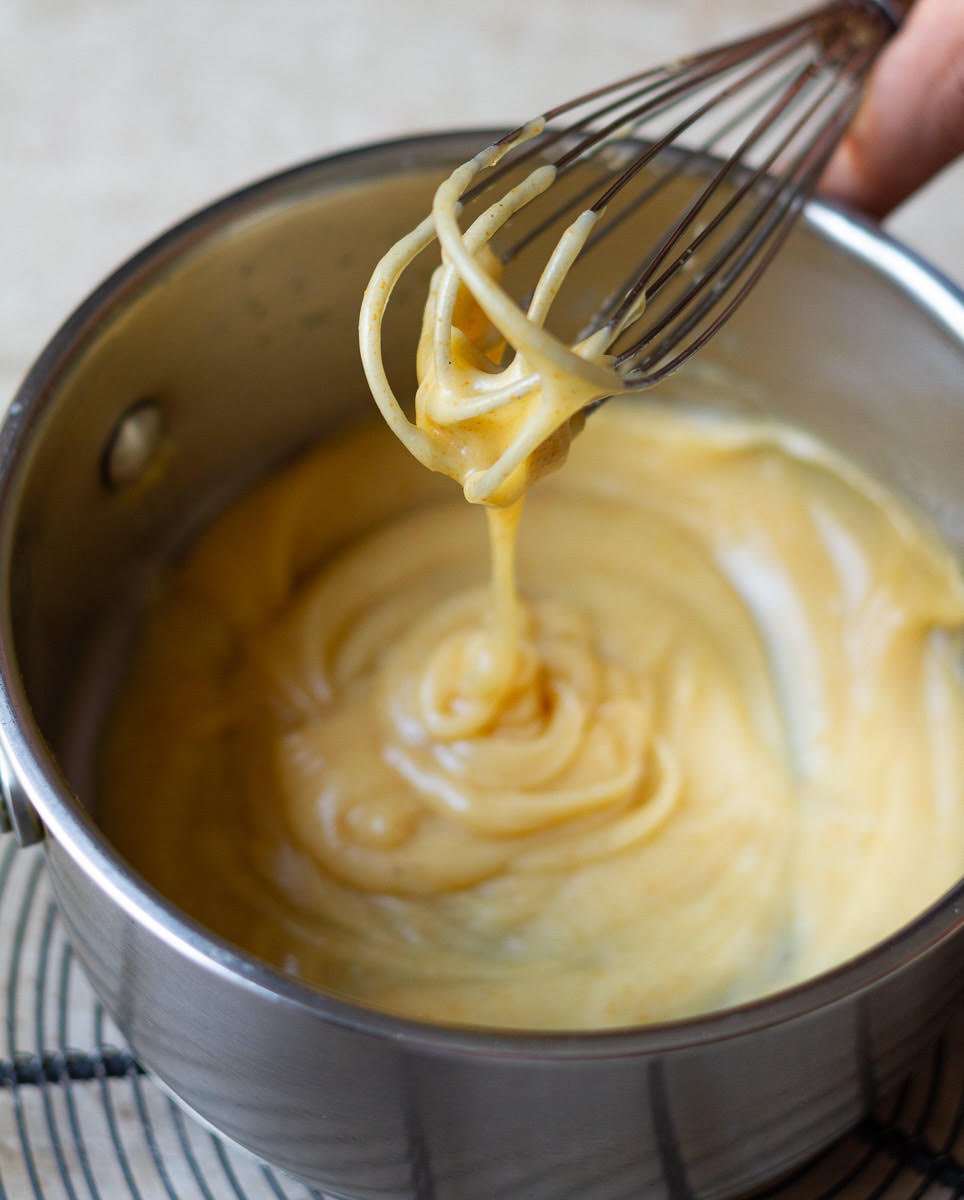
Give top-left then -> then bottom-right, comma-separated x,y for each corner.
2,836 -> 963,1200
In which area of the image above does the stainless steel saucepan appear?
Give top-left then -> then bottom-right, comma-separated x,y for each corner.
0,133 -> 962,1200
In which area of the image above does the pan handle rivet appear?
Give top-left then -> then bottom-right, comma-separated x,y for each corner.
102,400 -> 166,490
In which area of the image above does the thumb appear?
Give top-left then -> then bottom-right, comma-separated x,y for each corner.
820,0 -> 964,219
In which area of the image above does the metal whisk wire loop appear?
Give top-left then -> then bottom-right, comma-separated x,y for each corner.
459,0 -> 907,393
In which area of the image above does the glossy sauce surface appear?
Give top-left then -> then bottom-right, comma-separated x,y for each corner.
99,399 -> 964,1028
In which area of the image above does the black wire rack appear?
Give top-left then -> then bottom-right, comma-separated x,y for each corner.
2,835 -> 963,1200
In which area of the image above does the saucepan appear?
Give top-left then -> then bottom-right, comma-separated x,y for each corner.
0,132 -> 962,1200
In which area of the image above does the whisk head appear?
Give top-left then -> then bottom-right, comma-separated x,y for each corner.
361,0 -> 902,502
476,0 -> 901,389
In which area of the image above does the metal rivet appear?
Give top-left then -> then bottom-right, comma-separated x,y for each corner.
103,400 -> 165,490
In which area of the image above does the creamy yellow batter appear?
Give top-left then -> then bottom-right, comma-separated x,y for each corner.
99,137 -> 964,1030
99,397 -> 964,1028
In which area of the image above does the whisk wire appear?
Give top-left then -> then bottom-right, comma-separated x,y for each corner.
498,65 -> 802,267
371,0 -> 903,406
604,25 -> 866,342
618,54 -> 875,384
497,36 -> 828,276
576,66 -> 804,258
600,55 -> 833,334
466,5 -> 844,210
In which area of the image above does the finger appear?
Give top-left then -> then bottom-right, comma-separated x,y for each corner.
820,0 -> 964,219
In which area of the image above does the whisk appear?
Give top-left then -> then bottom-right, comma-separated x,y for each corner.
361,0 -> 910,501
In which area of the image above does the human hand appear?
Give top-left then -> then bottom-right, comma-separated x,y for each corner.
821,0 -> 964,219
